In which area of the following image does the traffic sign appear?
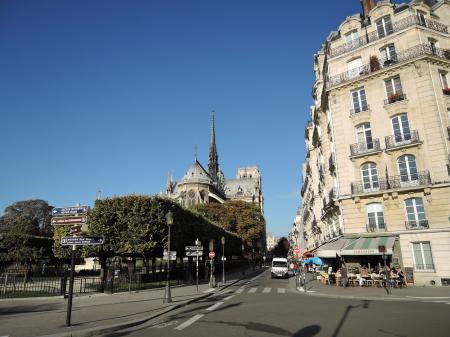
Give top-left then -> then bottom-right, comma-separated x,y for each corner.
52,216 -> 87,225
163,251 -> 177,261
52,206 -> 89,216
185,246 -> 203,251
186,251 -> 202,257
61,236 -> 104,246
208,251 -> 215,259
294,247 -> 300,255
69,225 -> 83,235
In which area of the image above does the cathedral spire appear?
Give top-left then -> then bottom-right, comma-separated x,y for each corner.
208,110 -> 219,182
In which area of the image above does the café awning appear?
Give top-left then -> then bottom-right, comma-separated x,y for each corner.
316,236 -> 396,258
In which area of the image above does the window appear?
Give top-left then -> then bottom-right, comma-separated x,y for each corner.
367,203 -> 385,230
376,16 -> 393,38
439,71 -> 449,90
385,76 -> 404,102
347,57 -> 363,79
345,30 -> 360,48
380,44 -> 397,64
412,242 -> 434,271
391,114 -> 411,143
361,162 -> 379,192
356,123 -> 374,150
351,88 -> 368,113
429,38 -> 440,55
417,10 -> 427,26
405,198 -> 427,228
398,154 -> 418,182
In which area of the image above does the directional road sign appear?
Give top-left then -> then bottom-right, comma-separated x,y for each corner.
186,251 -> 203,257
208,251 -> 215,259
185,246 -> 203,251
69,225 -> 83,235
52,206 -> 89,216
61,236 -> 104,246
163,251 -> 177,261
52,216 -> 87,225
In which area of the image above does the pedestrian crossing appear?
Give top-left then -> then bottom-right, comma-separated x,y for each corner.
235,286 -> 288,295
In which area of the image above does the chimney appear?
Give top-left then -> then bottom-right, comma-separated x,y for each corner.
360,0 -> 376,19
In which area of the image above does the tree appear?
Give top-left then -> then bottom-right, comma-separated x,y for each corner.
271,237 -> 289,258
192,201 -> 266,255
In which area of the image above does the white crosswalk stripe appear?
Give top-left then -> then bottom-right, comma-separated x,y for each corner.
262,287 -> 271,293
277,288 -> 286,294
248,287 -> 257,293
236,288 -> 245,294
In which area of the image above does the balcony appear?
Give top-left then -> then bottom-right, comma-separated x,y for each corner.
328,15 -> 448,58
414,263 -> 435,272
327,44 -> 450,89
405,219 -> 429,230
350,105 -> 370,117
385,130 -> 421,151
350,139 -> 381,158
351,178 -> 389,195
389,171 -> 431,189
366,223 -> 387,232
447,126 -> 450,141
384,93 -> 407,105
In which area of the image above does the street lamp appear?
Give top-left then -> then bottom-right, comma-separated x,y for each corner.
195,238 -> 201,292
163,211 -> 173,303
221,236 -> 225,286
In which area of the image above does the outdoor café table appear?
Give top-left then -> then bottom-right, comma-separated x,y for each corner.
371,275 -> 383,287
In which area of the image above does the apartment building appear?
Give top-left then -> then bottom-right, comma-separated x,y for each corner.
300,0 -> 450,286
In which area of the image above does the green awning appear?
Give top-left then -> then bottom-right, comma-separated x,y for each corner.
341,236 -> 396,256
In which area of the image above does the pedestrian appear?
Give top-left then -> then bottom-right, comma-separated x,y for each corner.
397,268 -> 405,288
340,264 -> 348,288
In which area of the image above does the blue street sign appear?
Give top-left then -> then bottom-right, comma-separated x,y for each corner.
52,206 -> 89,216
61,236 -> 104,246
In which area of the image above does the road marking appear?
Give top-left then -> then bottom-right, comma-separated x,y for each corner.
223,294 -> 235,301
277,288 -> 286,294
206,301 -> 224,311
406,296 -> 450,299
236,288 -> 245,294
151,320 -> 179,329
248,287 -> 257,293
431,301 -> 449,303
174,315 -> 204,331
203,288 -> 215,293
262,287 -> 271,293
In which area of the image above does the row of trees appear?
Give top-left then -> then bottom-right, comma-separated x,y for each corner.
1,197 -> 266,268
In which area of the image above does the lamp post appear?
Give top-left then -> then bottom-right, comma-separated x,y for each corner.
195,238 -> 201,292
163,211 -> 173,303
221,236 -> 225,286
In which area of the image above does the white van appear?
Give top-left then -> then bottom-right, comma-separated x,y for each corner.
271,257 -> 289,279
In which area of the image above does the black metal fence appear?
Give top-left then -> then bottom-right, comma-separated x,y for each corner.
0,259 -> 250,299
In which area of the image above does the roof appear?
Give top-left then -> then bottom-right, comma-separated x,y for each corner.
180,160 -> 213,184
224,178 -> 259,197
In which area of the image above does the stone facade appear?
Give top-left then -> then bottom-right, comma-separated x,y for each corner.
301,0 -> 450,286
166,112 -> 264,212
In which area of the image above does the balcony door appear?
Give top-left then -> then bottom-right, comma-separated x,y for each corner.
398,154 -> 418,183
376,16 -> 393,38
391,114 -> 411,143
356,123 -> 373,151
361,162 -> 379,192
380,44 -> 397,64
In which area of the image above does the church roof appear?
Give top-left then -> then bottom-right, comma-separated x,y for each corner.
224,178 -> 259,197
180,160 -> 213,184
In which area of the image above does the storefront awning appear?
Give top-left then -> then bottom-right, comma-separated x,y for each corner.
316,236 -> 396,258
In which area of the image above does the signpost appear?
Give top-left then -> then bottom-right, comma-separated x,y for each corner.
52,206 -> 89,216
69,225 -> 83,235
186,251 -> 202,257
61,236 -> 104,246
186,240 -> 203,291
51,216 -> 87,225
163,250 -> 177,261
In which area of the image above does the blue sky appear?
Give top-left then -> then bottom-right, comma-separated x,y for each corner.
0,0 -> 362,237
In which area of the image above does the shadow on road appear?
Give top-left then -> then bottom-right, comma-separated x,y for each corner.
331,300 -> 371,337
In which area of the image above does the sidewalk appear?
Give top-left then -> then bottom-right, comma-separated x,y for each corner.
292,275 -> 450,301
0,267 -> 262,337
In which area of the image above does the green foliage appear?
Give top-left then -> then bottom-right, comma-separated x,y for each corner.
271,237 -> 289,258
192,200 -> 266,253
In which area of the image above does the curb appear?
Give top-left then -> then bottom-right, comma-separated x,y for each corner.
36,268 -> 264,337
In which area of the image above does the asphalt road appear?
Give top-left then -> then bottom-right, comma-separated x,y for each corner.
102,270 -> 450,337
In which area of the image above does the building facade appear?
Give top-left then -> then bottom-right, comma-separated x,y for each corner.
301,0 -> 450,286
266,232 -> 279,251
166,112 -> 264,212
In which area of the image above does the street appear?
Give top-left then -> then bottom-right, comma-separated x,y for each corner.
101,270 -> 450,337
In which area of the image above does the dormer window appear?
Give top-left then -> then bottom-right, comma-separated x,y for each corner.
417,10 -> 426,26
376,16 -> 393,38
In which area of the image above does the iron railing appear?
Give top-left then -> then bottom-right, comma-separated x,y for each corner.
414,263 -> 435,271
405,219 -> 429,230
350,105 -> 370,116
385,130 -> 420,149
329,15 -> 448,58
350,139 -> 381,157
327,43 -> 450,89
366,223 -> 387,232
384,93 -> 407,105
351,178 -> 389,194
388,171 -> 431,189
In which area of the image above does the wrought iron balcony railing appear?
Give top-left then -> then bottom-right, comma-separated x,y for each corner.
366,223 -> 387,232
328,15 -> 448,58
327,44 -> 450,89
385,130 -> 421,149
384,93 -> 407,105
350,104 -> 370,116
351,178 -> 389,195
405,219 -> 429,230
414,263 -> 435,271
389,171 -> 431,189
350,139 -> 381,157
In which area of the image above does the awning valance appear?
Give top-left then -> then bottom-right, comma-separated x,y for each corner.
316,236 -> 396,258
